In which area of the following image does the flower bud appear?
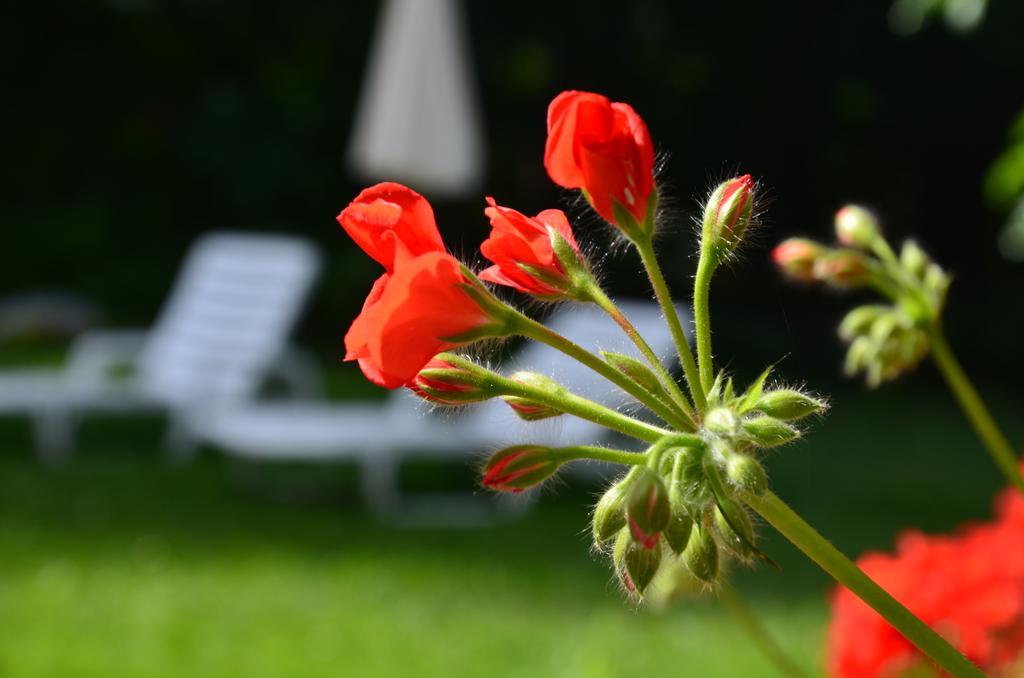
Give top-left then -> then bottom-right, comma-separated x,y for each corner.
755,390 -> 824,421
482,445 -> 560,493
663,501 -> 695,555
601,351 -> 672,405
839,305 -> 888,340
675,447 -> 710,503
742,415 -> 800,448
726,453 -> 768,497
408,357 -> 493,405
704,407 -> 740,436
714,500 -> 756,560
703,175 -> 755,254
813,251 -> 870,289
626,469 -> 670,549
592,472 -> 636,545
897,239 -> 927,278
772,238 -> 824,282
613,528 -> 662,596
835,205 -> 880,249
682,522 -> 719,584
502,371 -> 564,421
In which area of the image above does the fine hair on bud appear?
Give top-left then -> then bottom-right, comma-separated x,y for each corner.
755,389 -> 825,421
682,522 -> 720,584
592,470 -> 638,547
714,499 -> 757,561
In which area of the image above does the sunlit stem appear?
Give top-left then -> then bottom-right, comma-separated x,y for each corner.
632,235 -> 707,413
715,583 -> 810,678
509,311 -> 696,432
442,354 -> 672,444
551,445 -> 650,466
927,327 -> 1024,495
584,284 -> 697,426
693,245 -> 718,394
744,490 -> 984,678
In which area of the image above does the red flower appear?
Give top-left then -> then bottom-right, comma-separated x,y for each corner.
336,182 -> 445,272
544,90 -> 655,227
479,197 -> 580,296
827,480 -> 1024,677
344,252 -> 491,389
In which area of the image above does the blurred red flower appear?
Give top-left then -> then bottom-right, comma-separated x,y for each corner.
479,197 -> 580,296
544,90 -> 655,226
827,482 -> 1024,677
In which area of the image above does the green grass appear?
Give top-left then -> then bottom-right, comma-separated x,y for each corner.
0,381 -> 1016,677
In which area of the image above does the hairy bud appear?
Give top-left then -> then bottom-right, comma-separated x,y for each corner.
502,371 -> 564,421
592,471 -> 636,545
626,469 -> 670,549
755,390 -> 824,421
726,453 -> 768,497
482,445 -> 560,493
703,175 -> 755,255
682,522 -> 720,584
835,205 -> 881,249
742,415 -> 800,448
613,528 -> 662,596
714,500 -> 756,560
705,407 -> 740,436
409,357 -> 492,405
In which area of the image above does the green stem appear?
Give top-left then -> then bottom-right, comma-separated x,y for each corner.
511,312 -> 695,432
716,583 -> 810,678
744,491 -> 984,678
585,285 -> 697,425
480,368 -> 670,444
552,445 -> 649,466
633,236 -> 707,413
693,249 -> 716,394
927,327 -> 1024,495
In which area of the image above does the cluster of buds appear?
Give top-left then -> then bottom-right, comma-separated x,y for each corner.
590,370 -> 824,599
774,205 -> 951,386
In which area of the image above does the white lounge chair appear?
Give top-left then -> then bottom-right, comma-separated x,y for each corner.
0,232 -> 321,464
196,300 -> 686,524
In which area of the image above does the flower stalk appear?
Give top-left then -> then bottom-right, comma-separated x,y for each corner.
743,490 -> 985,678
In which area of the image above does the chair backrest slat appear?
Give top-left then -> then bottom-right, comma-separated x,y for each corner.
137,233 -> 319,407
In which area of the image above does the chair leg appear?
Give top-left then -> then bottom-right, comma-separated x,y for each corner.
33,406 -> 76,466
360,454 -> 404,520
163,417 -> 199,464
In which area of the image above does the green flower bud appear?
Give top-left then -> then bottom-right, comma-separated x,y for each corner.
714,500 -> 756,560
502,371 -> 564,421
726,453 -> 768,497
704,407 -> 740,436
839,305 -> 888,340
835,205 -> 881,249
682,522 -> 719,584
600,351 -> 673,406
663,503 -> 694,556
674,447 -> 710,504
613,528 -> 662,596
755,390 -> 824,421
900,240 -> 929,279
626,469 -> 670,549
592,471 -> 637,545
742,416 -> 800,448
410,357 -> 495,406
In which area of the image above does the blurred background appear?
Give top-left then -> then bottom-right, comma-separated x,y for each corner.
2,0 -> 1023,675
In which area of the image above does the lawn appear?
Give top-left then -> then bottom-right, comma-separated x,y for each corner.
0,381 -> 1015,677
